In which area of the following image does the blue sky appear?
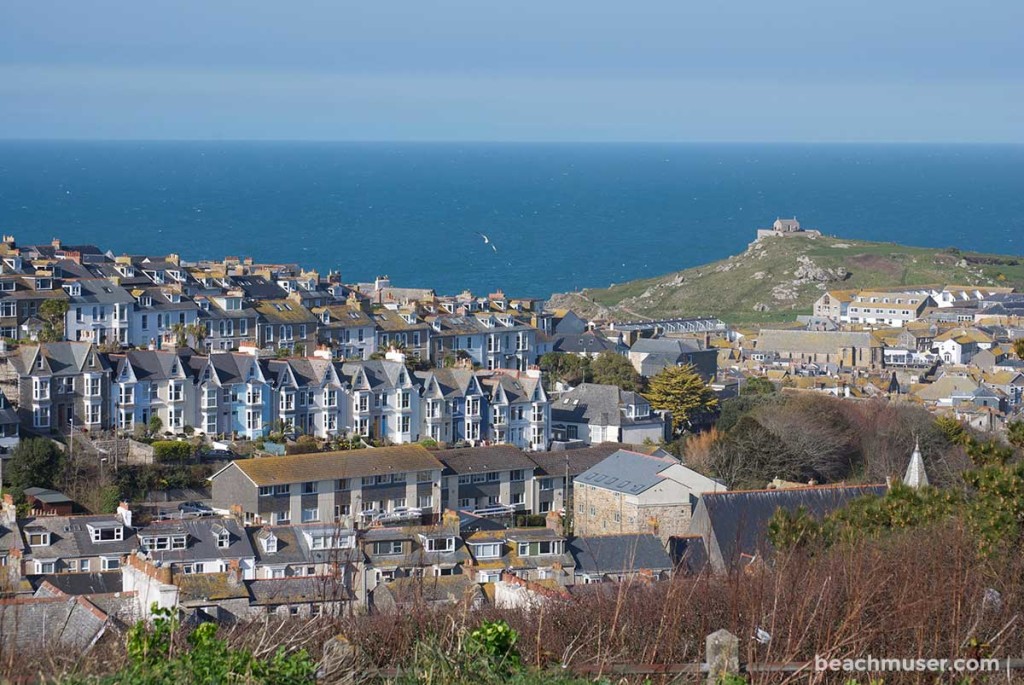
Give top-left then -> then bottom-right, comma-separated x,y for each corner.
1,0 -> 1021,142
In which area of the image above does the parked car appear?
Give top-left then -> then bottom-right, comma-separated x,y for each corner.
202,448 -> 237,461
178,501 -> 214,517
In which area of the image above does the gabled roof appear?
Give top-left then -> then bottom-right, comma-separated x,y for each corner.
569,534 -> 673,575
690,484 -> 887,572
551,383 -> 646,427
219,445 -> 443,486
10,342 -> 107,377
575,449 -> 683,496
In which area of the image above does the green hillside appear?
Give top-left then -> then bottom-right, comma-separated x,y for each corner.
546,234 -> 1024,324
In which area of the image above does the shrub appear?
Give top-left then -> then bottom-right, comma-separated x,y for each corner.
152,440 -> 193,464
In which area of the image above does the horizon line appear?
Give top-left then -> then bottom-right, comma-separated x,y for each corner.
2,138 -> 1023,146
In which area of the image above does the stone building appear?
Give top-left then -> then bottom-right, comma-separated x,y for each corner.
573,449 -> 723,541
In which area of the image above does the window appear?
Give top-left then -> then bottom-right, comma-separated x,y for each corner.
539,478 -> 553,491
471,473 -> 487,484
84,376 -> 101,397
324,389 -> 338,407
417,470 -> 432,482
400,416 -> 410,433
392,498 -> 406,509
89,524 -> 124,543
32,378 -> 50,401
486,472 -> 501,483
86,404 -> 101,425
101,557 -> 121,571
458,498 -> 473,508
473,543 -> 502,559
399,391 -> 410,409
373,541 -> 403,555
424,536 -> 455,553
33,406 -> 50,429
27,532 -> 51,547
301,507 -> 319,523
36,561 -> 56,574
418,495 -> 433,509
169,381 -> 183,402
275,511 -> 291,525
613,511 -> 621,522
510,469 -> 525,482
259,486 -> 273,497
511,493 -> 524,506
336,478 -> 349,491
457,474 -> 471,485
216,530 -> 230,548
539,501 -> 551,513
302,481 -> 318,494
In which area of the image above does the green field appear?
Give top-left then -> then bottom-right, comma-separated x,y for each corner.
546,234 -> 1024,324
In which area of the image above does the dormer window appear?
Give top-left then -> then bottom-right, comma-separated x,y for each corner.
63,283 -> 81,297
88,522 -> 124,542
213,524 -> 230,549
422,536 -> 455,553
36,278 -> 53,291
26,529 -> 51,547
517,540 -> 562,556
260,531 -> 278,554
141,533 -> 188,551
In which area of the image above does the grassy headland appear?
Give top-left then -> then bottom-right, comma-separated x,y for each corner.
547,234 -> 1024,324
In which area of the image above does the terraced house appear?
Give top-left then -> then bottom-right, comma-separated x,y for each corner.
209,444 -> 444,527
10,342 -> 113,432
264,356 -> 346,438
194,352 -> 275,439
111,349 -> 197,433
312,298 -> 377,360
340,359 -> 421,443
428,312 -> 537,371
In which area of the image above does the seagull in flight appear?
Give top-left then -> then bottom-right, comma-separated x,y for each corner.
491,244 -> 498,253
477,232 -> 490,244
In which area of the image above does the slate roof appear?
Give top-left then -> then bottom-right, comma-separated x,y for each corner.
415,368 -> 476,399
247,524 -> 362,566
138,518 -> 254,565
630,338 -> 702,355
220,445 -> 443,486
551,332 -> 618,355
67,278 -> 135,304
10,342 -> 108,377
690,484 -> 887,572
19,514 -> 136,562
435,445 -> 537,475
529,443 -> 646,477
254,299 -> 317,324
247,576 -> 354,605
569,534 -> 673,575
0,595 -> 109,651
33,572 -> 123,596
551,383 -> 655,428
575,450 -> 681,496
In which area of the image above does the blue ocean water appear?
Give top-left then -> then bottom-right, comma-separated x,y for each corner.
0,141 -> 1022,298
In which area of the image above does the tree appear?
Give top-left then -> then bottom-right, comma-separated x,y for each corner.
5,438 -> 64,492
37,299 -> 69,342
643,363 -> 718,433
742,376 -> 776,396
1014,339 -> 1024,361
1009,420 -> 1024,451
538,352 -> 591,387
148,415 -> 164,436
590,351 -> 644,391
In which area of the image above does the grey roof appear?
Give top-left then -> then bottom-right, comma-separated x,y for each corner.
757,329 -> 876,355
569,534 -> 673,575
10,342 -> 109,377
575,449 -> 681,496
551,332 -> 618,355
0,596 -> 109,651
67,278 -> 135,305
138,518 -> 254,565
630,338 -> 702,355
247,576 -> 353,605
435,445 -> 538,475
246,524 -> 362,566
19,514 -> 137,562
33,572 -> 123,596
690,484 -> 888,572
529,443 -> 638,477
551,383 -> 652,427
23,487 -> 72,504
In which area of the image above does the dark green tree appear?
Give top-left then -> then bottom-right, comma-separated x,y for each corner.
538,352 -> 591,386
5,438 -> 64,492
589,351 -> 644,391
742,376 -> 776,396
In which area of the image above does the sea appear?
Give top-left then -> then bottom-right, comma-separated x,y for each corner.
0,141 -> 1022,299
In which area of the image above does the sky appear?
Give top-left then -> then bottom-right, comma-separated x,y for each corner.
1,0 -> 1021,142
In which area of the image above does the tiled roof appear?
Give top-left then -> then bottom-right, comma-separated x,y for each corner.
228,445 -> 443,486
569,534 -> 673,575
